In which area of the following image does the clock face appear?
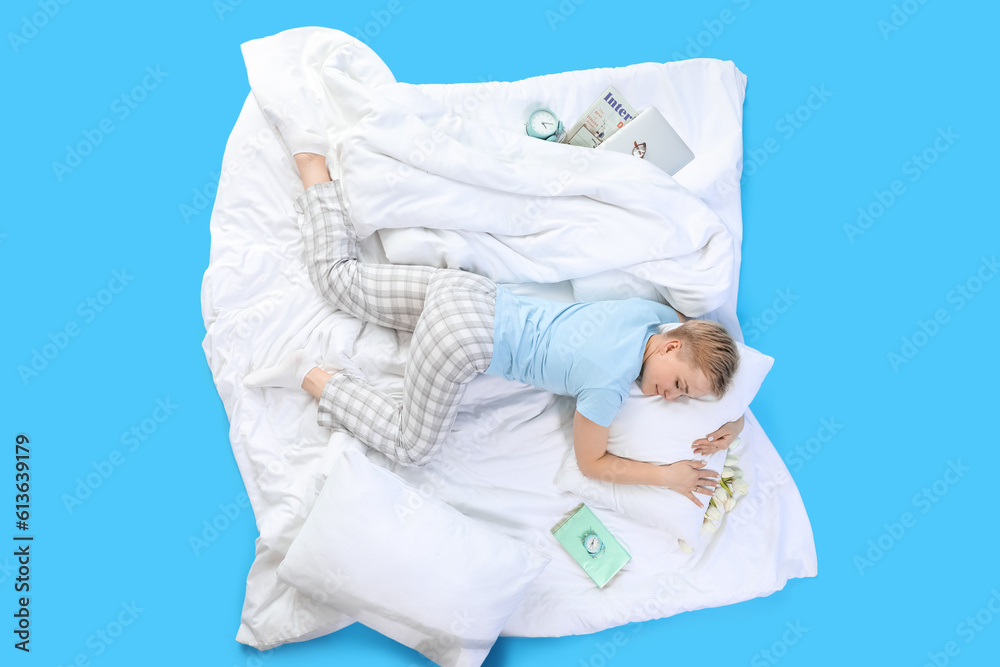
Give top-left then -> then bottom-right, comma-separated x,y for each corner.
530,110 -> 558,135
584,534 -> 603,554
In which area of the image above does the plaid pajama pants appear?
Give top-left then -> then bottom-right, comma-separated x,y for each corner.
294,179 -> 497,466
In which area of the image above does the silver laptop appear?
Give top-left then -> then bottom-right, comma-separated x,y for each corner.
596,106 -> 694,176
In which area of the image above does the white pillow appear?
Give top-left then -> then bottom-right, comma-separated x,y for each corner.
275,447 -> 552,667
553,335 -> 774,545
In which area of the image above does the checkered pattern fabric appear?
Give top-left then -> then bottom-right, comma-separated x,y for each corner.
295,180 -> 497,466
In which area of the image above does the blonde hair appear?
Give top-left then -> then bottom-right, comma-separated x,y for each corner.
663,320 -> 739,397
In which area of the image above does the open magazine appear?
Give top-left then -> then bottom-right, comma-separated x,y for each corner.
560,85 -> 640,148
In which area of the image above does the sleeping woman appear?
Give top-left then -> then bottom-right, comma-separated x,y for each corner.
244,147 -> 745,509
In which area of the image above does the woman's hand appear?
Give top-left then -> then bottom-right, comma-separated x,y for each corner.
661,460 -> 719,508
692,414 -> 745,455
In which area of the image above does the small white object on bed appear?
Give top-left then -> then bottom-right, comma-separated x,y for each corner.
201,26 -> 817,657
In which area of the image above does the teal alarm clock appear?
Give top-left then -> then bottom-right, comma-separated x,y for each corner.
526,108 -> 563,141
582,532 -> 605,558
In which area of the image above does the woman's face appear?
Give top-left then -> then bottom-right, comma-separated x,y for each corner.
639,336 -> 713,401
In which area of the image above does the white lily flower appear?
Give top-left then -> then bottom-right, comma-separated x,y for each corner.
678,539 -> 693,554
733,479 -> 750,495
722,467 -> 735,478
725,454 -> 739,467
728,437 -> 742,450
706,505 -> 722,522
714,487 -> 729,503
701,519 -> 717,534
733,466 -> 744,479
723,497 -> 736,512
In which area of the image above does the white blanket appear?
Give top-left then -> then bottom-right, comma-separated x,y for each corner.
201,27 -> 816,649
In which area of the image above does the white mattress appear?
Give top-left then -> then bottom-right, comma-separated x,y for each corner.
200,27 -> 817,649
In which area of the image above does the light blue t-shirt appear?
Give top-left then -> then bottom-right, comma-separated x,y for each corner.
483,285 -> 680,428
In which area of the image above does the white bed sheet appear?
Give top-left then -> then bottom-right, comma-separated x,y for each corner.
200,27 -> 817,649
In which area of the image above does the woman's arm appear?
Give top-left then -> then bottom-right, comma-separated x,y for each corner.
573,410 -> 719,507
573,410 -> 664,486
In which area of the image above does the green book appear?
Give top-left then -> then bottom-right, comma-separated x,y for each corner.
551,503 -> 631,588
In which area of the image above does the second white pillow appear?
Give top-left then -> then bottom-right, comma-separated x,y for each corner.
276,446 -> 552,667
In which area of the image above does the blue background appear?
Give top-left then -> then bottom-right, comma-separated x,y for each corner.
4,0 -> 998,665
